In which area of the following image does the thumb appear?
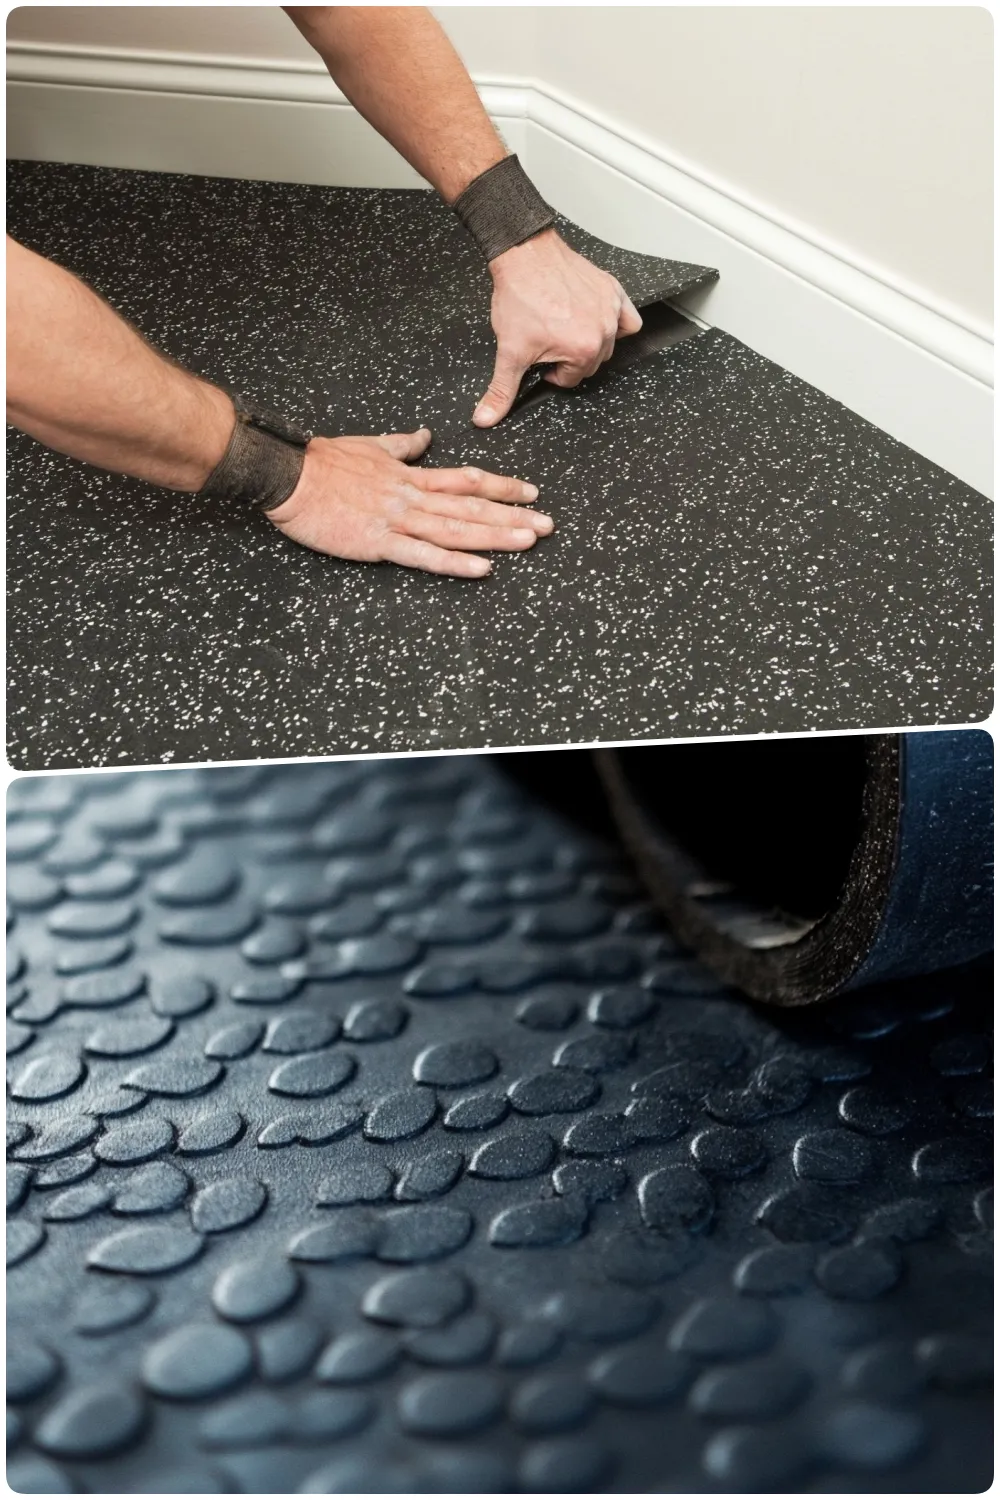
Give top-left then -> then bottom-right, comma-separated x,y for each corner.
618,294 -> 643,336
372,427 -> 432,462
473,347 -> 527,428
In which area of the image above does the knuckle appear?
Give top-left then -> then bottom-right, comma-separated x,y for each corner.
384,485 -> 412,520
463,466 -> 482,484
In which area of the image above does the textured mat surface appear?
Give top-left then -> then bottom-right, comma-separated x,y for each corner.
6,161 -> 992,770
6,756 -> 993,1493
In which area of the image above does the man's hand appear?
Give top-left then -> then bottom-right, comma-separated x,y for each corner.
266,427 -> 552,578
474,229 -> 644,427
282,12 -> 642,429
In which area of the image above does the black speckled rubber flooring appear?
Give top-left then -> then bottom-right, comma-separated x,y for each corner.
6,756 -> 993,1493
5,161 -> 992,770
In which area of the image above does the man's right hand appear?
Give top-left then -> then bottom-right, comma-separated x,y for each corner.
265,428 -> 551,578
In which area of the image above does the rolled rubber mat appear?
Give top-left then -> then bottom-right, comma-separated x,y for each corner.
598,731 -> 994,1004
6,162 -> 992,770
5,756 -> 993,1493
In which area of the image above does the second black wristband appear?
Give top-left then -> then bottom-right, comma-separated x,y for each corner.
452,154 -> 557,263
199,395 -> 310,512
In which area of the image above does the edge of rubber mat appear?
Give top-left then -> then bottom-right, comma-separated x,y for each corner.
594,732 -> 993,1005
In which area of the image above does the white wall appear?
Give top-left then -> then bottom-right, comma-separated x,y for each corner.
8,5 -> 992,329
531,6 -> 994,332
6,5 -> 314,61
3,3 -> 534,69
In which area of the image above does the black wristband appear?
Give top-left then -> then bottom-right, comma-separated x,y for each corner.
199,394 -> 311,513
452,154 -> 557,263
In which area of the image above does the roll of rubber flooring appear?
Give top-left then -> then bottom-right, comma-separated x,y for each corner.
596,730 -> 993,1005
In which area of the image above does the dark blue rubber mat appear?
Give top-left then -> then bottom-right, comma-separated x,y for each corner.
5,162 -> 991,769
5,757 -> 993,1492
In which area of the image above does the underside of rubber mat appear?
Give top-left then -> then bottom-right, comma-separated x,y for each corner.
509,303 -> 705,417
5,163 -> 991,770
6,759 -> 993,1493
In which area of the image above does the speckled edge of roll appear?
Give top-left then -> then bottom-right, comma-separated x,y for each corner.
595,732 -> 993,1006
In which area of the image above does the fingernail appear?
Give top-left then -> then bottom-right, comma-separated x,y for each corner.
524,484 -> 539,500
512,528 -> 535,544
534,514 -> 554,532
473,405 -> 492,424
470,557 -> 492,576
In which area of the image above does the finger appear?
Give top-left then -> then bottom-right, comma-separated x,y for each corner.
372,427 -> 432,462
400,508 -> 540,554
411,465 -> 540,507
617,293 -> 643,336
545,325 -> 617,387
382,532 -> 493,579
410,489 -> 553,535
597,329 -> 617,369
473,347 -> 529,428
544,357 -> 601,389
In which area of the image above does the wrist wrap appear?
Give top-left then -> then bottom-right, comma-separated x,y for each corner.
199,394 -> 310,513
452,154 -> 557,263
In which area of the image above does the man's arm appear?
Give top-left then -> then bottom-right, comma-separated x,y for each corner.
285,5 -> 505,203
6,236 -> 550,577
283,6 -> 642,425
6,236 -> 233,489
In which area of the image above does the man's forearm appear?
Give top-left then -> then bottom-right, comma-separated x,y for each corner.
6,236 -> 233,490
284,6 -> 506,202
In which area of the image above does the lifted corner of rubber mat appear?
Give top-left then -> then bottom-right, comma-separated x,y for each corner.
509,301 -> 704,418
595,730 -> 993,1005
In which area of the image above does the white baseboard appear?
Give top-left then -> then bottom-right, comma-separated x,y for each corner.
526,106 -> 993,499
5,43 -> 527,188
7,41 -> 993,495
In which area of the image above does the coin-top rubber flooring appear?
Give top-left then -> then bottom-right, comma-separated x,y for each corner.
6,757 -> 993,1492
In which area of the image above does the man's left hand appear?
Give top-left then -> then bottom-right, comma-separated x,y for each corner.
474,228 -> 643,426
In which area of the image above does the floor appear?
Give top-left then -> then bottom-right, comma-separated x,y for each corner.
6,161 -> 992,770
6,756 -> 993,1493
